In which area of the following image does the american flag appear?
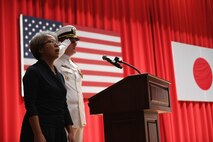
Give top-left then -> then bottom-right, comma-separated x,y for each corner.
20,14 -> 124,98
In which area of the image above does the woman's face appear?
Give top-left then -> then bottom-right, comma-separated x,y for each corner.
40,35 -> 60,60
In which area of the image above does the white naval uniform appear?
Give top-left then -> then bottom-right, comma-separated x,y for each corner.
55,54 -> 86,127
54,46 -> 86,142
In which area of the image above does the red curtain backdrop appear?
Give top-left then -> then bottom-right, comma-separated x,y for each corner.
0,0 -> 213,141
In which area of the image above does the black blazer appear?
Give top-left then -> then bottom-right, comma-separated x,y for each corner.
22,60 -> 72,127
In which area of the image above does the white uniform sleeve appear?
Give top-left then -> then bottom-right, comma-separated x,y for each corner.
54,39 -> 71,68
58,39 -> 71,57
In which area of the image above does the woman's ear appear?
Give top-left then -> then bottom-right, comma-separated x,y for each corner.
39,46 -> 44,54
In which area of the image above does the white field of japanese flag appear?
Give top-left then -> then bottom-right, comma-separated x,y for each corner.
172,41 -> 213,102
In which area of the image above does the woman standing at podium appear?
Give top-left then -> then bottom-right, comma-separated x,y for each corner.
20,31 -> 74,142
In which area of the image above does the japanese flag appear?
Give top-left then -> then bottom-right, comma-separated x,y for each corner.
172,41 -> 213,102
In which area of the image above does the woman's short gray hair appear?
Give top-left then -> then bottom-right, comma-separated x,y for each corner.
29,31 -> 57,60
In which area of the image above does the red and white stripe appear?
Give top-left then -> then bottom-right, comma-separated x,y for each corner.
74,26 -> 123,98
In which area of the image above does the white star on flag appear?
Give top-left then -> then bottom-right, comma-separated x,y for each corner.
172,41 -> 213,102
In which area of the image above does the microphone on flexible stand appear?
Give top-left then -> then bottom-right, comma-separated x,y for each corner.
102,56 -> 122,69
115,56 -> 141,74
102,55 -> 141,74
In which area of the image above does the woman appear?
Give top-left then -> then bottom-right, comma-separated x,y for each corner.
20,31 -> 74,142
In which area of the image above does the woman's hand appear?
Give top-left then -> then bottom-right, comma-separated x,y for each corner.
66,125 -> 74,142
67,131 -> 74,142
34,133 -> 46,142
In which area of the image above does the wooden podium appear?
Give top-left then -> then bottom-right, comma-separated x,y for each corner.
88,74 -> 171,142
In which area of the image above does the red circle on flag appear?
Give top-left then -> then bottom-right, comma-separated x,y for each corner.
193,57 -> 212,90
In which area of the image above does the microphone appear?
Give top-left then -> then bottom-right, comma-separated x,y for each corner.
102,56 -> 122,69
113,56 -> 141,74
